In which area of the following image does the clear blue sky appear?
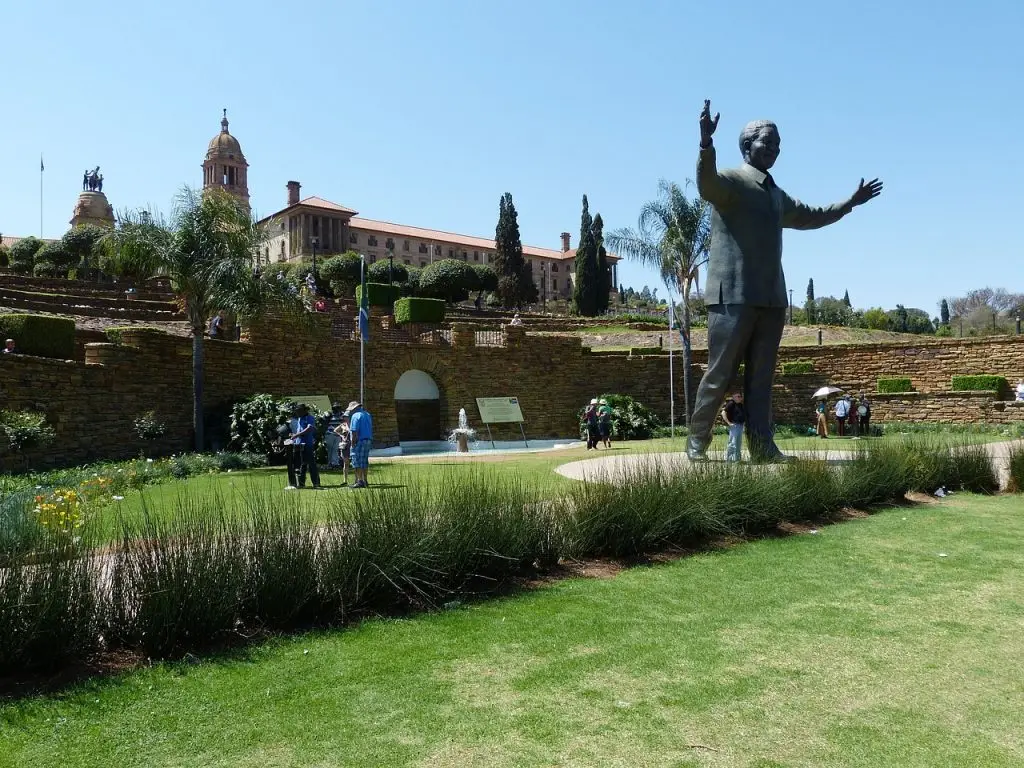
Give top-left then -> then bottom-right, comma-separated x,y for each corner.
4,0 -> 1022,315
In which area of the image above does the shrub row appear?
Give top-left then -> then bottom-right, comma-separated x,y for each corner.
393,297 -> 446,324
355,282 -> 402,307
781,360 -> 814,374
877,376 -> 913,393
0,439 -> 1001,675
0,313 -> 76,359
951,374 -> 1008,393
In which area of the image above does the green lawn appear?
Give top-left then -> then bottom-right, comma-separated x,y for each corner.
2,493 -> 1021,766
87,432 -> 1002,537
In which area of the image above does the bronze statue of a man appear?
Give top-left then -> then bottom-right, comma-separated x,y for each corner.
688,100 -> 882,461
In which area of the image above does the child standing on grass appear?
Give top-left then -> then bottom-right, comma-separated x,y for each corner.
722,392 -> 746,462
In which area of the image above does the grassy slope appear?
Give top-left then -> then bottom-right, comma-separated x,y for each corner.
1,494 -> 1021,767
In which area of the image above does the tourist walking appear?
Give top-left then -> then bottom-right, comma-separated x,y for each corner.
208,310 -> 224,339
834,394 -> 850,437
815,399 -> 829,438
722,392 -> 746,462
346,401 -> 373,489
281,404 -> 302,490
597,398 -> 613,448
583,399 -> 600,450
332,414 -> 353,486
856,392 -> 872,435
325,403 -> 344,469
291,404 -> 321,489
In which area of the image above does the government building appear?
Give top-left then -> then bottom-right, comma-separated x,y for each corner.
202,113 -> 617,300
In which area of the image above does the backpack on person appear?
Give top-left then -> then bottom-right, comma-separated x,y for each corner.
835,399 -> 849,418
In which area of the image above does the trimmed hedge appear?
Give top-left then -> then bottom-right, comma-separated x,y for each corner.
877,377 -> 913,393
355,282 -> 402,308
393,297 -> 446,325
951,374 -> 1008,393
0,314 -> 75,359
782,360 -> 814,375
104,326 -> 170,344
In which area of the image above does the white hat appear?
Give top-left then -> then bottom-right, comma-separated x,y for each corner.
599,399 -> 607,405
590,398 -> 598,405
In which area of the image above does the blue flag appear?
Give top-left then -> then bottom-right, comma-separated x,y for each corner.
358,257 -> 369,342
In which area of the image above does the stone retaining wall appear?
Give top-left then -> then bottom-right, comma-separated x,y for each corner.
1,322 -> 1023,470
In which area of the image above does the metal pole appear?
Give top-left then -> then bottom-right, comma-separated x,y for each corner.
788,289 -> 794,324
669,297 -> 675,440
39,154 -> 43,238
360,255 -> 365,404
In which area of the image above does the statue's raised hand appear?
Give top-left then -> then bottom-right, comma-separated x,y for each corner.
699,99 -> 720,148
849,178 -> 883,207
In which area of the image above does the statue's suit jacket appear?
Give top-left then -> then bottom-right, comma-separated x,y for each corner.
697,145 -> 850,307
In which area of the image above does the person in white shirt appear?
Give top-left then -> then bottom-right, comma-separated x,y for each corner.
1016,379 -> 1024,402
834,394 -> 850,437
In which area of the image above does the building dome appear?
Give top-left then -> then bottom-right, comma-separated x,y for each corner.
205,109 -> 246,162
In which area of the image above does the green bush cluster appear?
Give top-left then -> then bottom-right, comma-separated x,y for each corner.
228,394 -> 333,464
0,313 -> 75,359
877,377 -> 913,393
7,237 -> 43,274
950,375 -> 1008,393
0,410 -> 55,454
355,282 -> 402,307
0,438 -> 999,673
781,360 -> 815,374
393,297 -> 446,324
577,394 -> 661,440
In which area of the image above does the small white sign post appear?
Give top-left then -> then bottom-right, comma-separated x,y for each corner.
475,397 -> 528,448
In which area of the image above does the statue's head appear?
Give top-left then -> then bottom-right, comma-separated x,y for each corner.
739,120 -> 780,172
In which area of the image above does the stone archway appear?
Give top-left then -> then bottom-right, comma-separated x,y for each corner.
394,369 -> 442,442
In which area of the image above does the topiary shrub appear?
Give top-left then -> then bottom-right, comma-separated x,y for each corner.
401,266 -> 421,297
951,375 -> 1008,393
419,258 -> 477,304
32,261 -> 64,278
877,377 -> 913,394
782,360 -> 814,374
0,314 -> 75,359
34,241 -> 77,276
367,259 -> 408,285
8,237 -> 43,274
355,282 -> 402,307
318,252 -> 362,298
394,297 -> 446,324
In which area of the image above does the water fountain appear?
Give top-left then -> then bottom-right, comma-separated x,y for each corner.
448,408 -> 477,453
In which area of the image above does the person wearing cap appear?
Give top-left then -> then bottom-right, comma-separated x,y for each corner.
597,398 -> 613,448
325,402 -> 344,469
582,398 -> 600,450
346,401 -> 373,488
290,404 -> 321,489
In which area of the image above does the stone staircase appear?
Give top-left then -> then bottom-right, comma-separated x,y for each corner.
0,274 -> 184,322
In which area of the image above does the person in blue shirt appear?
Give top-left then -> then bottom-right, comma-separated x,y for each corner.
290,404 -> 321,489
345,401 -> 373,489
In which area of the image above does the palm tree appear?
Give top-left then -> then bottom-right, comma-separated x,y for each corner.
101,187 -> 301,451
605,180 -> 711,424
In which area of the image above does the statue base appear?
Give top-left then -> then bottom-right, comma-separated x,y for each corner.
70,191 -> 114,229
456,433 -> 469,453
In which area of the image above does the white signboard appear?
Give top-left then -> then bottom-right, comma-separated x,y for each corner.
476,397 -> 525,424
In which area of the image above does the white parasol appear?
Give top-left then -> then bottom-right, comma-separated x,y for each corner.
812,386 -> 844,399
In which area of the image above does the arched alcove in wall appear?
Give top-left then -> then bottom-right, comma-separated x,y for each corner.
394,369 -> 442,442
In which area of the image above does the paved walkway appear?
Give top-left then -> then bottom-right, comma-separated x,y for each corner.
555,440 -> 1023,490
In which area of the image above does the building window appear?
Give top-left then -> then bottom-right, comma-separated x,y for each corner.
368,236 -> 378,247
369,255 -> 377,264
552,278 -> 558,290
552,263 -> 559,272
434,245 -> 442,256
403,240 -> 410,252
403,259 -> 411,266
461,251 -> 467,260
418,243 -> 427,254
350,232 -> 358,244
448,249 -> 454,258
473,251 -> 479,261
487,254 -> 493,263
420,260 -> 427,267
385,238 -> 395,251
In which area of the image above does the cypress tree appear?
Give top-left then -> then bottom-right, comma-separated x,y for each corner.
592,213 -> 610,314
940,298 -> 950,325
805,278 -> 816,323
494,192 -> 527,308
572,195 -> 599,316
842,289 -> 851,307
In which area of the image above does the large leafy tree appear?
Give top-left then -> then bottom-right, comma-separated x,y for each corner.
572,195 -> 599,316
101,187 -> 300,450
493,192 -> 532,308
605,180 -> 711,424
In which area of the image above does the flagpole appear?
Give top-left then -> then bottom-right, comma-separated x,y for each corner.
359,254 -> 365,404
39,154 -> 44,238
668,296 -> 675,441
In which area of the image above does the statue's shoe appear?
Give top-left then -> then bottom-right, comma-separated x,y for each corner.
686,448 -> 709,462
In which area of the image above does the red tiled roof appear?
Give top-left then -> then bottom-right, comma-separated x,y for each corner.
350,217 -> 617,262
2,235 -> 58,249
257,196 -> 359,223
